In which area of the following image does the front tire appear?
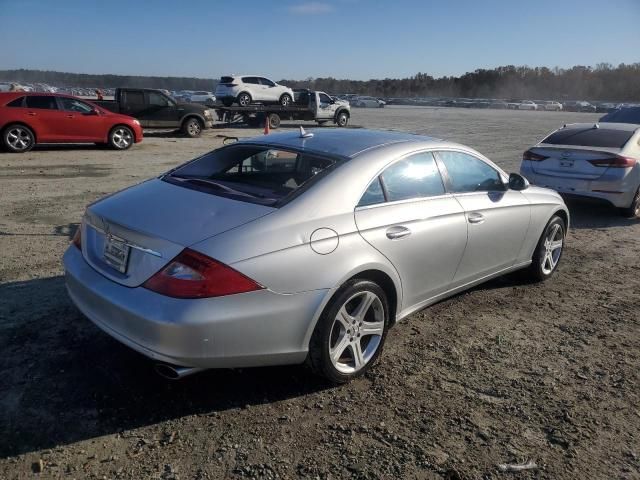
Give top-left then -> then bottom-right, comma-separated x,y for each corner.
108,125 -> 134,150
3,124 -> 35,153
525,215 -> 566,281
620,187 -> 640,218
307,279 -> 389,383
279,94 -> 292,106
336,111 -> 349,127
182,117 -> 203,138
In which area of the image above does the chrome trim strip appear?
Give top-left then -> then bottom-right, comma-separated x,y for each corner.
86,222 -> 163,258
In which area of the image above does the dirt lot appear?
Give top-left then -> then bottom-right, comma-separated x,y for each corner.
1,107 -> 638,480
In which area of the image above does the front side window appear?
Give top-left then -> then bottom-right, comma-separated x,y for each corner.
166,145 -> 338,206
259,78 -> 276,87
148,92 -> 170,106
59,97 -> 93,113
381,152 -> 445,202
25,96 -> 58,110
319,93 -> 332,104
437,151 -> 504,193
242,77 -> 260,85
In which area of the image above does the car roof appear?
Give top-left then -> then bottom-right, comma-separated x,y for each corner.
237,129 -> 440,158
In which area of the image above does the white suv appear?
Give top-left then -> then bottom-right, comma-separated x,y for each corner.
215,75 -> 295,107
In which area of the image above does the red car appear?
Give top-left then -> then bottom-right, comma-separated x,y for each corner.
0,92 -> 143,153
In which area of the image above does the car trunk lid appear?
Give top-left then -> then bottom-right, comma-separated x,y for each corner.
82,179 -> 275,287
528,145 -> 624,180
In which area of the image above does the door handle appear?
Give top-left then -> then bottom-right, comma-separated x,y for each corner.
27,112 -> 37,116
66,114 -> 75,118
468,212 -> 485,224
386,226 -> 411,240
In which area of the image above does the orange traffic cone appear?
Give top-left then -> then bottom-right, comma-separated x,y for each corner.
264,115 -> 270,135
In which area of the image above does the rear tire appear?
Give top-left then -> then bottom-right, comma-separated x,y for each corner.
307,279 -> 389,384
237,92 -> 252,107
268,113 -> 280,129
3,124 -> 35,153
108,125 -> 134,150
524,215 -> 566,282
620,187 -> 640,218
182,117 -> 203,138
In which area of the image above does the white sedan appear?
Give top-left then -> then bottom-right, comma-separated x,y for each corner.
189,91 -> 216,106
518,100 -> 538,110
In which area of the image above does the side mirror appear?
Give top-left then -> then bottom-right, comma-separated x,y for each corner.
329,99 -> 335,104
85,108 -> 99,116
508,172 -> 529,191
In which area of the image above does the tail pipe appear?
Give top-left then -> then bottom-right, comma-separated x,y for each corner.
154,363 -> 205,380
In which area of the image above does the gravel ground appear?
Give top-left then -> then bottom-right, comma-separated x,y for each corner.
1,106 -> 638,480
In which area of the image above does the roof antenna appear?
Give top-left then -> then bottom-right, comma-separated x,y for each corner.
299,126 -> 314,138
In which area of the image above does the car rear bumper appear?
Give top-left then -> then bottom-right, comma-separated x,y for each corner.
63,246 -> 326,368
521,163 -> 636,208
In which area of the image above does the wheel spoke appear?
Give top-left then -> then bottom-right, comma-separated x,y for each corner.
330,332 -> 350,363
549,240 -> 563,251
351,342 -> 365,370
548,224 -> 560,240
352,291 -> 375,322
361,320 -> 384,337
335,306 -> 353,330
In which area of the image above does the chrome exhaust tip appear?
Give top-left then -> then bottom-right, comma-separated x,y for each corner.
154,363 -> 204,380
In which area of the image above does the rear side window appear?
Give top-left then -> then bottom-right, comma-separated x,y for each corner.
6,97 -> 25,107
25,96 -> 58,110
359,178 -> 385,206
166,145 -> 338,206
437,151 -> 504,193
122,91 -> 144,104
380,152 -> 445,202
543,127 -> 634,148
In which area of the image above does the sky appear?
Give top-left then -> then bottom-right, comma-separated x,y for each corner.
0,0 -> 638,81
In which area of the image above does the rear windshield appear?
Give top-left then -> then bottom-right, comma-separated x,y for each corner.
164,145 -> 339,206
220,76 -> 234,84
542,127 -> 634,149
599,107 -> 640,125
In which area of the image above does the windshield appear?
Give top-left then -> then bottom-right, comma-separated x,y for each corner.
164,145 -> 339,206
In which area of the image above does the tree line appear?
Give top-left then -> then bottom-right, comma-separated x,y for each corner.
2,63 -> 639,101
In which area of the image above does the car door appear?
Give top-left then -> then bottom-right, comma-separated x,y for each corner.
434,150 -> 530,285
22,95 -> 66,141
354,151 -> 468,310
316,93 -> 335,120
241,77 -> 262,102
142,91 -> 179,127
56,97 -> 105,141
258,78 -> 277,102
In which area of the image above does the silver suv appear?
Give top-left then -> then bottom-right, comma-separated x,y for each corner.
215,75 -> 295,107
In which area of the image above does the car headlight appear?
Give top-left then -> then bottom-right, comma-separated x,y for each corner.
204,109 -> 212,118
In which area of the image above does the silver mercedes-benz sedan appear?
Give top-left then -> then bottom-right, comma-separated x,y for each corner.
64,128 -> 569,383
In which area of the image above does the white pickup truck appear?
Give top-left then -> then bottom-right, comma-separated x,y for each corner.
214,90 -> 351,129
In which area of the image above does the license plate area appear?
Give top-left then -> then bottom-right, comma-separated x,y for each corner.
103,234 -> 130,273
559,160 -> 574,168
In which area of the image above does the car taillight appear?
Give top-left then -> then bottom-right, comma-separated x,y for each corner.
523,150 -> 549,162
72,227 -> 82,250
143,248 -> 263,299
588,156 -> 636,168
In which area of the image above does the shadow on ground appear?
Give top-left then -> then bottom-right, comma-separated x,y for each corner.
0,276 -> 331,459
565,198 -> 638,229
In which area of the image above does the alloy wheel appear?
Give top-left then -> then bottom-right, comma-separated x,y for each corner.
541,223 -> 563,275
112,128 -> 132,149
328,291 -> 384,374
6,127 -> 33,151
